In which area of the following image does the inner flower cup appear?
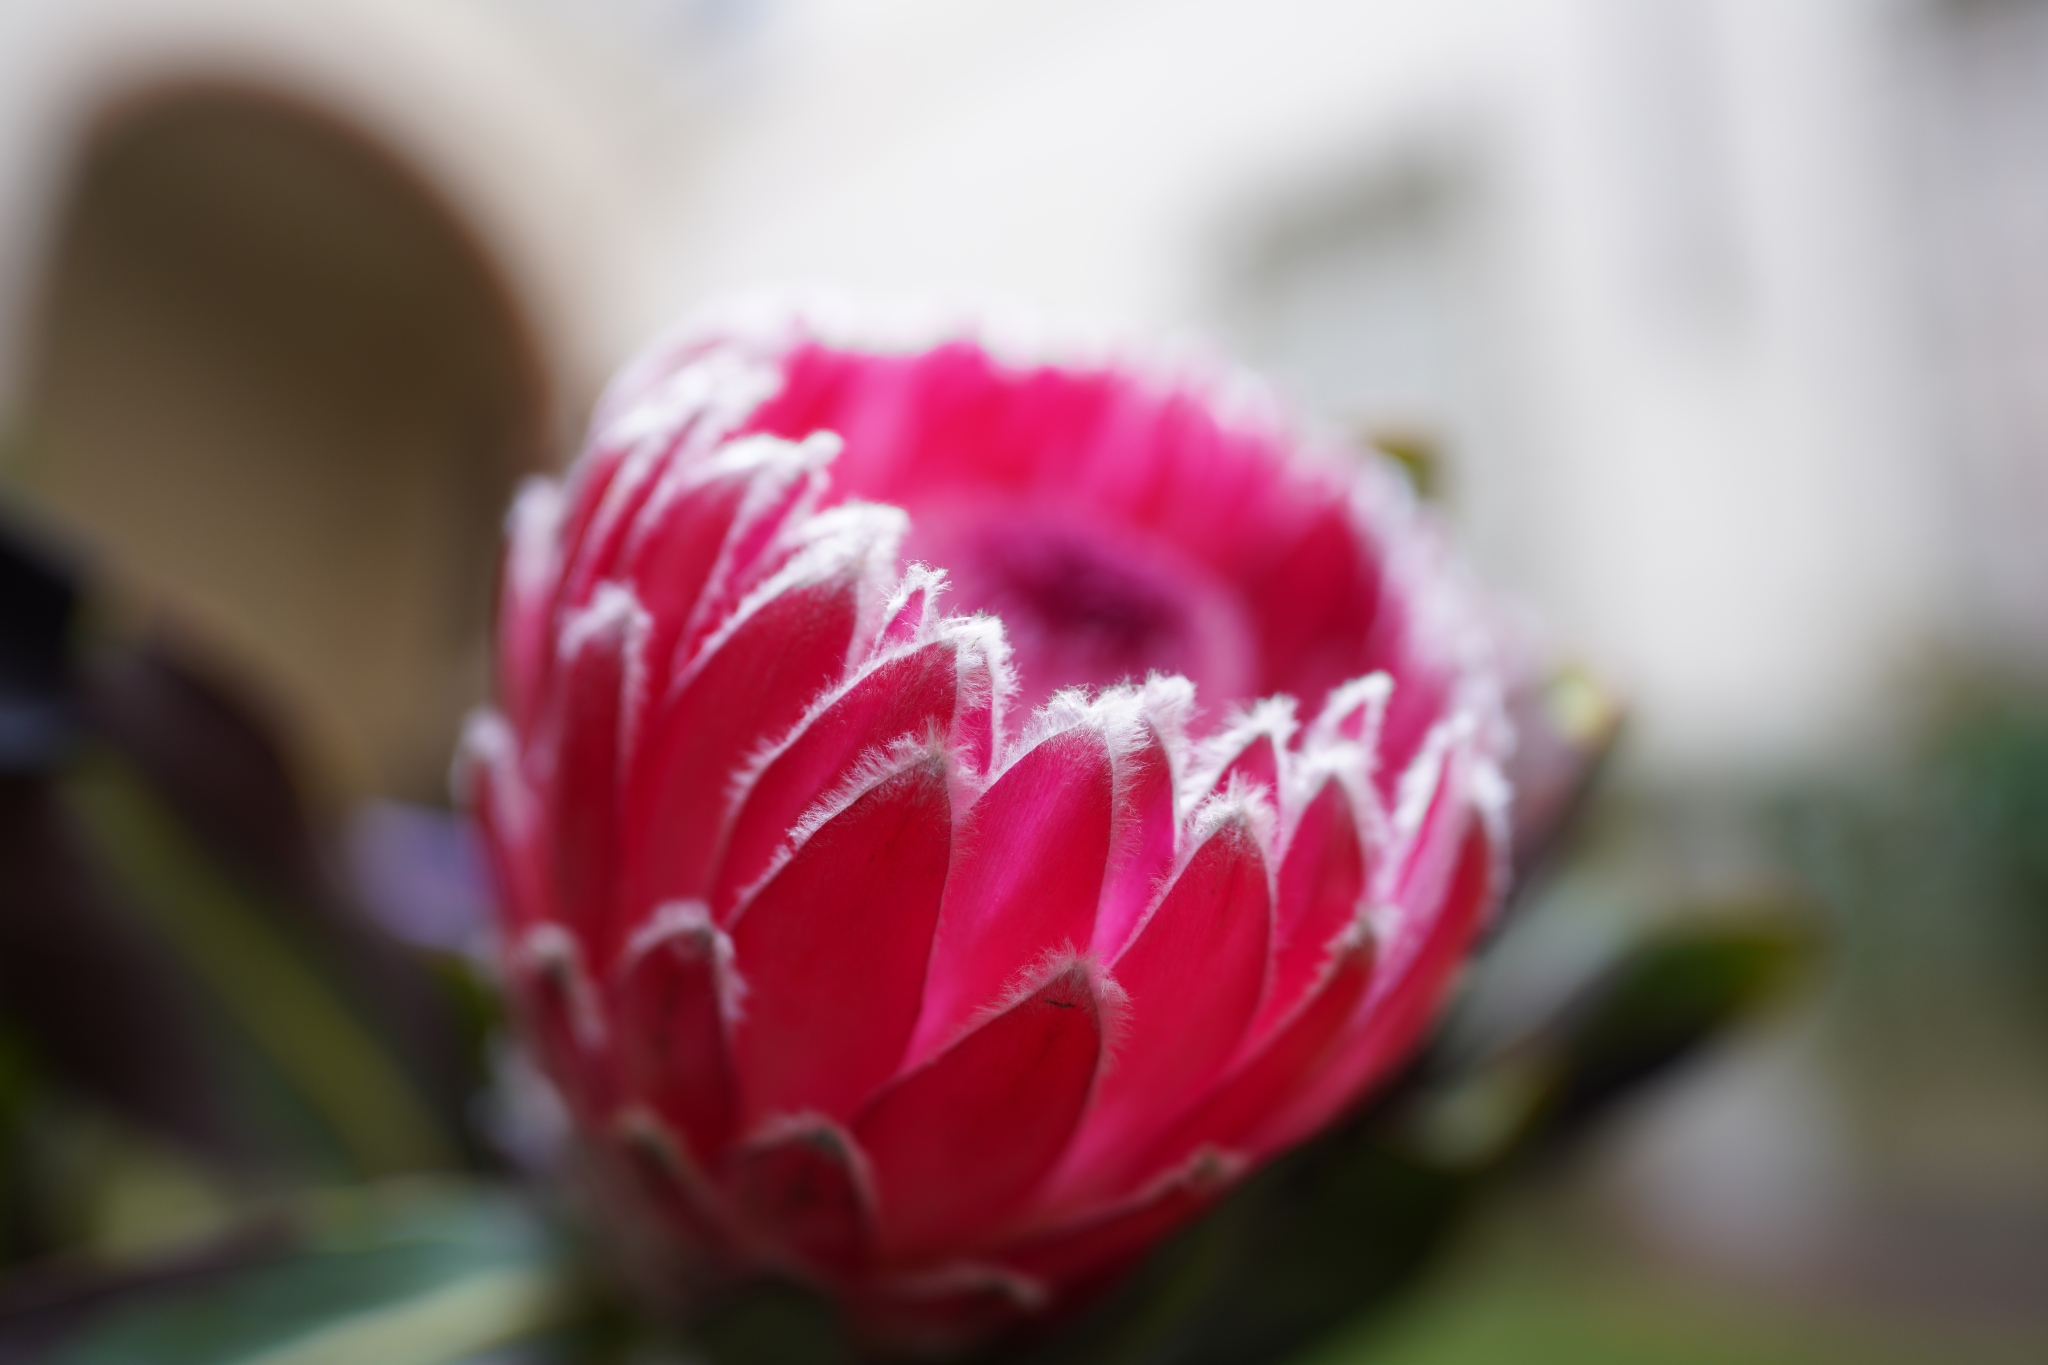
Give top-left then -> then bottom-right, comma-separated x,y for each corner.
717,330 -> 1470,781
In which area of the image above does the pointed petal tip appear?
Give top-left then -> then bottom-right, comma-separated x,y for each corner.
517,923 -> 606,1051
976,948 -> 1123,1035
625,899 -> 746,1021
559,579 -> 651,657
909,724 -> 1114,1059
1310,671 -> 1394,748
452,709 -> 516,805
858,952 -> 1111,1259
873,561 -> 950,653
727,1113 -> 879,1277
728,743 -> 953,1123
1189,778 -> 1279,859
615,1106 -> 729,1240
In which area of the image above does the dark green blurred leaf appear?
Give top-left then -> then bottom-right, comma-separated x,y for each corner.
0,776 -> 250,1181
65,753 -> 456,1176
692,1279 -> 852,1365
41,1183 -> 584,1365
1544,916 -> 1812,1128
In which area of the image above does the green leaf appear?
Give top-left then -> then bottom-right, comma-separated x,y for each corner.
45,1184 -> 584,1365
63,753 -> 455,1175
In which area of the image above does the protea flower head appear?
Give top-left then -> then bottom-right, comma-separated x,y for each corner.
463,302 -> 1512,1351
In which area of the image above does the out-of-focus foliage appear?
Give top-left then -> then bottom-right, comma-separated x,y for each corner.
0,507 -> 509,1357
1768,683 -> 2048,1106
39,1182 -> 582,1365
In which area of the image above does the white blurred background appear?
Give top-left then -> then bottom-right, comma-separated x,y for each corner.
8,0 -> 2044,786
4,2 -> 2048,1357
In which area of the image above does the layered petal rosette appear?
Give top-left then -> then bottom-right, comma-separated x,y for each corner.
464,305 -> 1512,1350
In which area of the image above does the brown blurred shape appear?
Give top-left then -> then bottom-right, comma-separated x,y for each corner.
17,84 -> 547,801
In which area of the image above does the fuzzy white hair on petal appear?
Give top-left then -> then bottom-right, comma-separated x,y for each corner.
592,339 -> 783,460
726,730 -> 953,922
731,1111 -> 880,1216
1184,694 -> 1300,814
668,499 -> 909,704
1282,741 -> 1387,873
1136,674 -> 1196,763
718,606 -> 1012,834
1286,672 -> 1397,860
452,709 -> 540,837
1110,774 -> 1280,962
958,947 -> 1130,1068
668,436 -> 841,670
628,899 -> 747,1024
559,582 -> 654,767
626,431 -> 833,568
558,579 -> 649,659
661,291 -> 1314,471
503,477 -> 563,601
945,613 -> 1016,726
942,611 -> 1016,801
1389,711 -> 1473,848
974,679 -> 1168,818
1307,672 -> 1394,755
871,561 -> 950,654
519,923 -> 606,1050
1211,771 -> 1282,869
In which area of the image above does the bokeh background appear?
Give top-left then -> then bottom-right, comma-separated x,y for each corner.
2,1 -> 2047,1361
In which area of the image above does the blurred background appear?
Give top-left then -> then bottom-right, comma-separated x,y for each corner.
2,0 -> 2048,1361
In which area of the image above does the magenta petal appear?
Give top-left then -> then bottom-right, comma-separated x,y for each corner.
1219,734 -> 1279,796
543,591 -> 646,963
1053,813 -> 1270,1203
626,575 -> 860,932
512,925 -> 615,1125
671,451 -> 830,674
856,961 -> 1106,1260
1183,698 -> 1295,811
711,641 -> 960,918
877,591 -> 927,650
498,481 -> 563,738
551,443 -> 630,591
618,472 -> 750,696
998,1149 -> 1241,1293
729,752 -> 953,1124
1091,721 -> 1178,961
1253,788 -> 1497,1158
615,905 -> 739,1167
948,623 -> 1010,777
615,1109 -> 731,1257
1248,503 -> 1379,707
462,716 -> 548,934
726,1118 -> 877,1277
1147,937 -> 1372,1178
872,570 -> 940,654
908,727 -> 1115,1061
1252,778 -> 1368,1042
559,444 -> 669,619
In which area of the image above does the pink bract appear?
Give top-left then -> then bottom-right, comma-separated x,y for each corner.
464,303 -> 1512,1351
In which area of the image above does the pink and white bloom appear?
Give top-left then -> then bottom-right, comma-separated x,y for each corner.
464,303 -> 1512,1350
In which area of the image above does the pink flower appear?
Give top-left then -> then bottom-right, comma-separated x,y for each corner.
464,304 -> 1511,1351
